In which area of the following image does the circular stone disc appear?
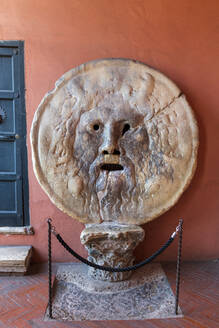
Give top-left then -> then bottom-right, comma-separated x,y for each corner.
31,59 -> 198,225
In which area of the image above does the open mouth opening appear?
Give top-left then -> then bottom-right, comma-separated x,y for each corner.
100,164 -> 124,171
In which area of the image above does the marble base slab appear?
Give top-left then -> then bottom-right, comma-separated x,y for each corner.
45,263 -> 183,321
0,246 -> 32,275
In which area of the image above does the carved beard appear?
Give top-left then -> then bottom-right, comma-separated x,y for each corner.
77,154 -> 138,222
96,167 -> 136,222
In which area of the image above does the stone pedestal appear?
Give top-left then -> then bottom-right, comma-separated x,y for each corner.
80,223 -> 145,282
44,263 -> 182,321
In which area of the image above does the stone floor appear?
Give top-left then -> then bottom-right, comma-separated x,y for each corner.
0,261 -> 218,327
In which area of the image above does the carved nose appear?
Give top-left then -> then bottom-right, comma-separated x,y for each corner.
101,124 -> 120,155
102,148 -> 120,155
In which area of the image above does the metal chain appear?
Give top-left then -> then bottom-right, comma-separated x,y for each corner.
175,218 -> 183,315
47,219 -> 53,319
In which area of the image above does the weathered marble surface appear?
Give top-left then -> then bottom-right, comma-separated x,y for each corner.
0,246 -> 32,275
44,263 -> 182,321
0,226 -> 34,235
81,223 -> 145,281
31,59 -> 198,224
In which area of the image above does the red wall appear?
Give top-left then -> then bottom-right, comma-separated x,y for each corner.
0,0 -> 218,263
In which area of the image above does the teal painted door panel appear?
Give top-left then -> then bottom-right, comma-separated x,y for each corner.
0,41 -> 29,226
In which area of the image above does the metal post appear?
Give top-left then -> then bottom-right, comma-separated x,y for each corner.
175,219 -> 183,315
47,218 -> 53,319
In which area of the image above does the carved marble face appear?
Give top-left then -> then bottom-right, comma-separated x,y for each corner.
31,59 -> 198,224
73,95 -> 150,221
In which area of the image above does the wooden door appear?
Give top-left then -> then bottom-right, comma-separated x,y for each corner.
0,41 -> 29,226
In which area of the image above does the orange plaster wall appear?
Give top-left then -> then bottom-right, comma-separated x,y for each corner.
0,0 -> 219,263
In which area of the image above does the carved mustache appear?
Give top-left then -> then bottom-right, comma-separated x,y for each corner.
87,154 -> 136,189
89,154 -> 124,177
98,154 -> 124,172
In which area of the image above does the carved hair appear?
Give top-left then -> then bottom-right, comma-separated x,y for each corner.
46,73 -> 176,221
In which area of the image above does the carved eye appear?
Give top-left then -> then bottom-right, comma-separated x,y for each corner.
88,122 -> 101,133
93,124 -> 100,131
122,123 -> 130,136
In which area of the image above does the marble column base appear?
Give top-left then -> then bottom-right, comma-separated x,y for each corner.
80,223 -> 145,281
44,263 -> 183,321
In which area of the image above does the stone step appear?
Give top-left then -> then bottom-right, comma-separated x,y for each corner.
0,245 -> 32,275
